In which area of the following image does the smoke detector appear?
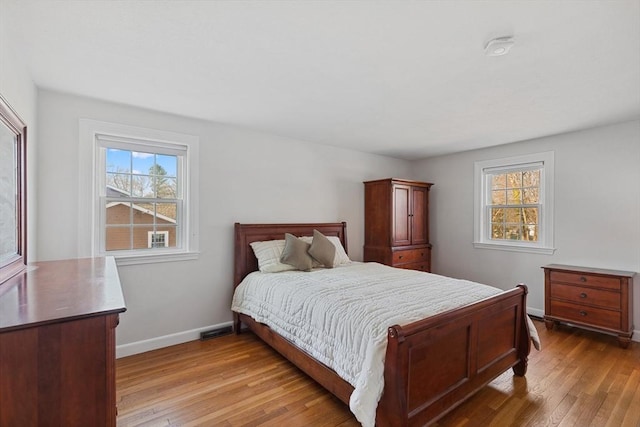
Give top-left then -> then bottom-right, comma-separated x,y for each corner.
485,36 -> 515,56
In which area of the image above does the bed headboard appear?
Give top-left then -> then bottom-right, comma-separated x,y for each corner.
233,222 -> 348,287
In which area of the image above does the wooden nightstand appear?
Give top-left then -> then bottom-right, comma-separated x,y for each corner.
543,264 -> 635,348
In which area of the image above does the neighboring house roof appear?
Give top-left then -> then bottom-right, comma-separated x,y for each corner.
106,202 -> 176,224
107,185 -> 129,198
106,185 -> 176,224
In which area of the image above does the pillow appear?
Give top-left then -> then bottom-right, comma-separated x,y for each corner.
280,233 -> 314,271
250,239 -> 296,273
308,229 -> 337,268
301,230 -> 351,267
325,235 -> 351,266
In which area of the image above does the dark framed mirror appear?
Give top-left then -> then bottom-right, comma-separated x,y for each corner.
0,93 -> 27,285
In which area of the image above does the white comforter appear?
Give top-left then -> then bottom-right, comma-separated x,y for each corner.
231,262 -> 519,427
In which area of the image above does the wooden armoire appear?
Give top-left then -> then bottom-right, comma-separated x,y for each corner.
364,178 -> 433,272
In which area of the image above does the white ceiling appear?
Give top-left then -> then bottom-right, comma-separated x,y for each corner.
3,1 -> 639,159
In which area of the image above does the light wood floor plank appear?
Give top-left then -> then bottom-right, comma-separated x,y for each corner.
117,320 -> 640,426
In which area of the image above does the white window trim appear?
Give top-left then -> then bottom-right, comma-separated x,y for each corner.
148,231 -> 169,248
473,151 -> 555,254
78,119 -> 199,266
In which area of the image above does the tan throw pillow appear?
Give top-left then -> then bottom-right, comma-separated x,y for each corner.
308,229 -> 337,268
280,233 -> 314,271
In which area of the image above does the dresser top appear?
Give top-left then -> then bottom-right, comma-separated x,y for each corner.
542,263 -> 636,278
0,257 -> 126,332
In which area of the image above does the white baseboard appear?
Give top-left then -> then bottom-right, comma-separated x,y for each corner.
116,321 -> 234,359
527,306 -> 639,343
527,307 -> 545,319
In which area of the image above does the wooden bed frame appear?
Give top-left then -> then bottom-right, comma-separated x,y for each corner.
232,222 -> 531,426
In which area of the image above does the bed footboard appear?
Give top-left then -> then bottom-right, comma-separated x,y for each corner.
377,285 -> 530,427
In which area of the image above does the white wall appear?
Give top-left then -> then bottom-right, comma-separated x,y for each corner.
411,120 -> 640,338
36,89 -> 411,356
0,8 -> 38,261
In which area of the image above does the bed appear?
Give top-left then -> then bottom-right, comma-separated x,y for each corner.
232,222 -> 532,426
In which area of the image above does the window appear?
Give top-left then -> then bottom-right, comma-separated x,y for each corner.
78,120 -> 199,265
474,152 -> 555,254
148,231 -> 169,248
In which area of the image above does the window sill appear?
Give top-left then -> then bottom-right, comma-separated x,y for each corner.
473,242 -> 556,255
111,251 -> 200,266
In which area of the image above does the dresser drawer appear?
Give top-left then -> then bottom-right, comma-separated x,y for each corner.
549,283 -> 620,310
392,248 -> 429,265
549,300 -> 621,330
549,271 -> 621,291
395,261 -> 430,272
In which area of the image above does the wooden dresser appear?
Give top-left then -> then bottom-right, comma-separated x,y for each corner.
0,257 -> 126,426
543,264 -> 635,348
364,178 -> 433,272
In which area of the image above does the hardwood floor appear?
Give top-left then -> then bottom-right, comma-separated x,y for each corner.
116,319 -> 640,426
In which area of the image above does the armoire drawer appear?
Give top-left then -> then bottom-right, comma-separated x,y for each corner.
392,248 -> 429,265
395,261 -> 430,272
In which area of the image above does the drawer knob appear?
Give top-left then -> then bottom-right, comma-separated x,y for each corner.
579,276 -> 587,282
580,292 -> 587,299
399,255 -> 403,259
579,310 -> 587,316
421,252 -> 424,256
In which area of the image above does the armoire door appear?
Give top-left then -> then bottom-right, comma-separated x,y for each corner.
410,186 -> 429,245
392,184 -> 411,246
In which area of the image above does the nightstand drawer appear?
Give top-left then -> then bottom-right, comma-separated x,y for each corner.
549,300 -> 620,330
550,271 -> 621,290
549,283 -> 620,310
395,261 -> 430,272
392,248 -> 429,264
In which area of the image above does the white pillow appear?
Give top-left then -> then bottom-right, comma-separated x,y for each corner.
300,234 -> 351,266
250,240 -> 296,273
327,236 -> 351,265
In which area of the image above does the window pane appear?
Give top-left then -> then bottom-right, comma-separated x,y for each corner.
106,148 -> 130,173
505,224 -> 521,240
507,189 -> 522,205
491,223 -> 505,239
506,172 -> 522,188
505,208 -> 521,223
523,188 -> 539,204
491,174 -> 506,190
523,170 -> 540,187
106,173 -> 131,195
156,154 -> 177,178
523,225 -> 538,241
522,207 -> 538,224
155,176 -> 177,199
106,226 -> 131,250
157,202 -> 177,222
156,226 -> 177,248
106,202 -> 131,225
490,207 -> 504,223
132,151 -> 154,175
133,203 -> 155,224
133,226 -> 154,249
491,190 -> 505,205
